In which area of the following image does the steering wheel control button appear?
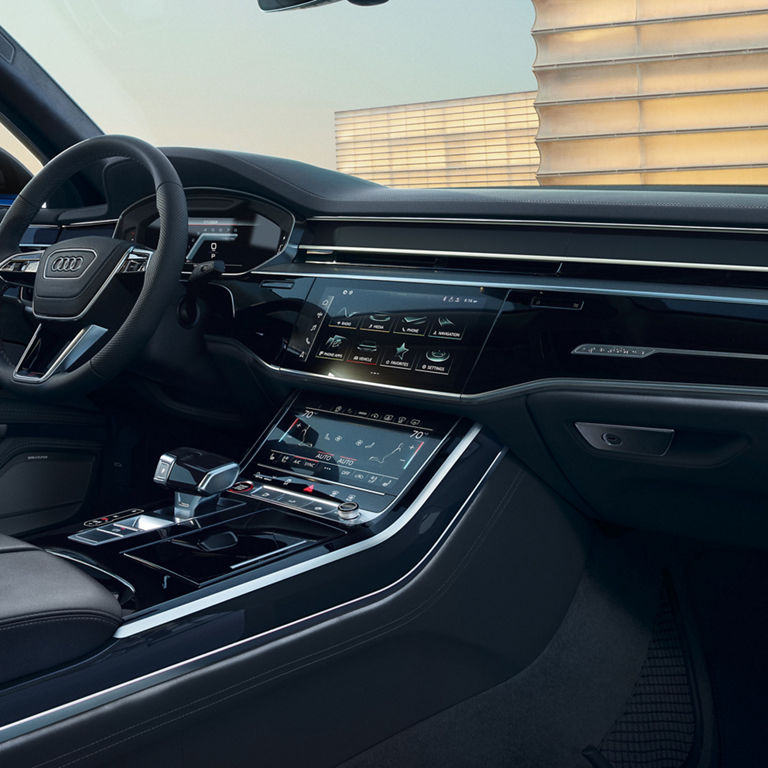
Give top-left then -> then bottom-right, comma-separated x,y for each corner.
418,350 -> 453,375
337,501 -> 360,521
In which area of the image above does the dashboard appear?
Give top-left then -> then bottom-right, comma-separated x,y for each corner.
10,147 -> 768,552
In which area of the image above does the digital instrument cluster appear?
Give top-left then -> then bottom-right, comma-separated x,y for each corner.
115,189 -> 294,275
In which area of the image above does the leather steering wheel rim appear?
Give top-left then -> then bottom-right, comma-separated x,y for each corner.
0,135 -> 187,399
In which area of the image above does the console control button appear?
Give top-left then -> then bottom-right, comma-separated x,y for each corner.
154,459 -> 173,482
230,480 -> 255,494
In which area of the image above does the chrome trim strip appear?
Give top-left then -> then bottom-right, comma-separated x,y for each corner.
114,422 -> 482,638
307,215 -> 768,237
0,432 -> 501,745
297,243 -> 768,273
254,266 -> 768,305
61,219 -> 118,229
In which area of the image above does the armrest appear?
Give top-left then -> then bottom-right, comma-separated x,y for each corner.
0,536 -> 121,685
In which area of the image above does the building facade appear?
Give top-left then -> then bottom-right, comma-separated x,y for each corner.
336,2 -> 768,188
532,0 -> 768,185
335,92 -> 539,189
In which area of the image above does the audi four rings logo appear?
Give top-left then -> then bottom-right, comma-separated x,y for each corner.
50,256 -> 84,273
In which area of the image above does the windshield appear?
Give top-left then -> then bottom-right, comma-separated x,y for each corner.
2,1 -> 765,189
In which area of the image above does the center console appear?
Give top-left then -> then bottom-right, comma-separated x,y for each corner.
35,393 -> 463,614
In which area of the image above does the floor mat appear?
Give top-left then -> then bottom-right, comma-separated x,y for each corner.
584,575 -> 713,768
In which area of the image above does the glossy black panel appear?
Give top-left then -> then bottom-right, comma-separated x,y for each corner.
216,276 -> 315,364
467,289 -> 768,393
124,506 -> 342,586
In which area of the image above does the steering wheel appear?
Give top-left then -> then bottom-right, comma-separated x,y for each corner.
0,135 -> 187,399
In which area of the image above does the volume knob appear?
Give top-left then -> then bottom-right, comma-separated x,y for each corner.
337,501 -> 360,521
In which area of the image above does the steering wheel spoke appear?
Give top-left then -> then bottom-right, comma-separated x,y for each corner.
13,323 -> 108,384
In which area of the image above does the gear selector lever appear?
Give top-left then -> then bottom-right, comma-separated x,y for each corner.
153,448 -> 240,522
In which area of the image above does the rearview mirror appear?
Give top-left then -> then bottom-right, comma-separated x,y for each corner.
258,0 -> 387,10
259,0 -> 341,9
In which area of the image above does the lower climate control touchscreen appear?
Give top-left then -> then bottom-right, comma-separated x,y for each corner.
235,396 -> 456,520
282,280 -> 505,392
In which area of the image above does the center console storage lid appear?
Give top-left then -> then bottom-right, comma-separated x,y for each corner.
0,536 -> 121,685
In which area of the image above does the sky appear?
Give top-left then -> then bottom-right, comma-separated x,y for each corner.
2,0 -> 536,170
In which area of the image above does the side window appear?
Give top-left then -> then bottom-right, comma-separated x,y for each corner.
0,122 -> 39,201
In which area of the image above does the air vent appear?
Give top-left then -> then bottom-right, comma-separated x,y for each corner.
300,218 -> 768,289
298,247 -> 561,276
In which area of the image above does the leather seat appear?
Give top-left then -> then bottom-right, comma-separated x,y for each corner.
0,534 -> 121,684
